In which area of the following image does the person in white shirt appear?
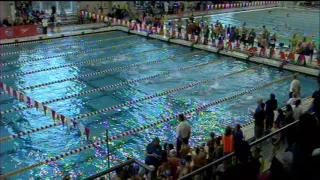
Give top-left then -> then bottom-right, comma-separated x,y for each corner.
164,1 -> 169,15
176,114 -> 191,155
287,93 -> 300,106
289,74 -> 301,98
293,99 -> 303,120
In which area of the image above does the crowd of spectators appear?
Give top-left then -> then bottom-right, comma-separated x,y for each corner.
110,76 -> 320,180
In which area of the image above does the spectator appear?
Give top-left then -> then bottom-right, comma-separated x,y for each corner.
287,92 -> 300,106
222,126 -> 234,155
157,151 -> 172,180
192,147 -> 207,179
293,99 -> 303,121
2,18 -> 12,27
289,74 -> 301,98
177,158 -> 191,179
252,146 -> 265,173
145,137 -> 162,179
41,17 -> 48,34
270,122 -> 281,161
180,141 -> 190,159
254,102 -> 266,141
222,140 -> 259,180
275,108 -> 286,128
216,160 -> 229,180
248,28 -> 256,46
168,149 -> 180,180
176,114 -> 191,155
265,93 -> 278,131
233,124 -> 244,142
214,137 -> 224,160
285,104 -> 294,121
290,113 -> 320,180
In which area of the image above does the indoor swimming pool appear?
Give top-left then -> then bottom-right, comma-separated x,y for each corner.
0,31 -> 318,179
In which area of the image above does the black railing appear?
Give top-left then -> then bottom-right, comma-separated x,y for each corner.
179,118 -> 303,180
84,158 -> 154,180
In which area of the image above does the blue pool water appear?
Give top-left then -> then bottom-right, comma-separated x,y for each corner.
0,31 -> 318,179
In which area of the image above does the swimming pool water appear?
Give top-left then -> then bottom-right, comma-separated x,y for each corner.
168,7 -> 320,46
0,31 -> 318,179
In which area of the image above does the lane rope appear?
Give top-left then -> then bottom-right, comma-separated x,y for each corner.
1,52 -> 219,115
0,45 -> 182,94
0,35 -> 138,56
0,73 -> 298,179
0,64 -> 263,141
0,31 -> 115,48
0,40 -> 172,79
0,39 -> 155,67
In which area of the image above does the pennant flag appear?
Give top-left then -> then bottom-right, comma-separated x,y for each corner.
43,106 -> 48,116
51,109 -> 56,120
73,121 -> 78,129
66,118 -> 71,130
79,124 -> 85,137
61,115 -> 66,126
13,90 -> 18,99
19,93 -> 24,102
85,127 -> 90,140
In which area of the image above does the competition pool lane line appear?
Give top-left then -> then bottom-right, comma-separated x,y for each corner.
0,39 -> 158,67
0,43 -> 179,79
0,30 -> 117,48
0,46 -> 184,94
1,56 -> 228,115
0,64 -> 263,141
0,35 -> 138,56
0,73 -> 297,179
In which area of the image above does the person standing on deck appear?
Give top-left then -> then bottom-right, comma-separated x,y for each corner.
289,74 -> 301,98
176,114 -> 191,157
265,94 -> 278,132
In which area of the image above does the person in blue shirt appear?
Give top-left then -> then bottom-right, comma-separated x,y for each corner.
145,137 -> 162,178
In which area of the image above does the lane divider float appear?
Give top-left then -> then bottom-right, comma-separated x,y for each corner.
0,31 -> 115,48
1,57 -> 228,115
0,73 -> 298,179
0,39 -> 155,67
0,41 -> 173,79
0,64 -> 263,140
0,45 -> 182,94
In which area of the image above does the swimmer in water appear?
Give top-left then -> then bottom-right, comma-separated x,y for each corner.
287,14 -> 289,17
268,10 -> 272,13
243,22 -> 247,27
193,83 -> 219,96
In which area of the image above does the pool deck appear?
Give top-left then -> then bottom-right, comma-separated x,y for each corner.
166,4 -> 279,20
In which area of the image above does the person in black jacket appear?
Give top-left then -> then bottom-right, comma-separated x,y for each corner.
265,93 -> 278,132
254,103 -> 266,141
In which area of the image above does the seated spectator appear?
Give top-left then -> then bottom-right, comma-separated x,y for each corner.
222,140 -> 260,180
216,160 -> 229,180
293,99 -> 303,121
177,158 -> 192,179
168,149 -> 180,180
180,141 -> 190,159
252,146 -> 265,173
2,18 -> 12,27
287,93 -> 300,105
157,151 -> 172,179
275,108 -> 286,128
145,137 -> 162,178
192,147 -> 207,171
270,122 -> 281,161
